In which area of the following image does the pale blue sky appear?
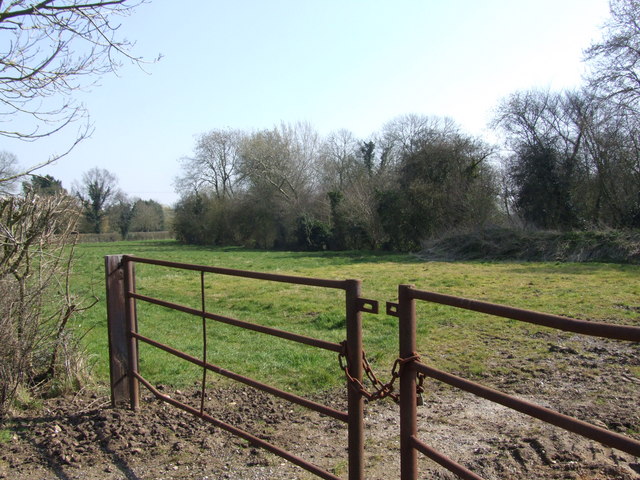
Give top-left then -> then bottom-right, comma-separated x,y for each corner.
4,0 -> 610,205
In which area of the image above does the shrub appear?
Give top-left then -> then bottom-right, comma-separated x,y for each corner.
0,193 -> 91,418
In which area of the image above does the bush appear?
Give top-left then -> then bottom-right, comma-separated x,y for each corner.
0,193 -> 90,418
295,215 -> 331,250
419,227 -> 640,263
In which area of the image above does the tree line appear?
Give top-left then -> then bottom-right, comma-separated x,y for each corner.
172,97 -> 639,251
173,117 -> 497,251
15,168 -> 167,237
173,0 -> 640,251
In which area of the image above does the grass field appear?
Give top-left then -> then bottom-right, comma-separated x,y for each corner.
71,240 -> 640,395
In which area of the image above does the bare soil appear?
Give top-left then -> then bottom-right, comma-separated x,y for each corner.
1,335 -> 639,480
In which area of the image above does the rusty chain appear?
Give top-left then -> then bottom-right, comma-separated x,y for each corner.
339,342 -> 425,404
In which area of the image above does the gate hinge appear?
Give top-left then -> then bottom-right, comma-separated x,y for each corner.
386,302 -> 399,317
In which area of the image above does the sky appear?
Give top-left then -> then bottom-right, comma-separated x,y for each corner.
3,0 -> 611,206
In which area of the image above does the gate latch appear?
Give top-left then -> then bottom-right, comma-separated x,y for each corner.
386,302 -> 399,317
357,298 -> 378,314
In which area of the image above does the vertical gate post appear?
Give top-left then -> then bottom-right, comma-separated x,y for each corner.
345,279 -> 364,480
105,255 -> 139,409
123,256 -> 140,410
398,284 -> 418,480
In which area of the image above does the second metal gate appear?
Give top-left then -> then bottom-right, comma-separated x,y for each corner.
390,284 -> 640,480
105,254 -> 379,480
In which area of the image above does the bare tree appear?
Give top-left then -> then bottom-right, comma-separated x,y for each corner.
585,0 -> 640,111
492,89 -> 561,149
0,1 -> 148,173
0,151 -> 19,194
176,128 -> 244,199
579,96 -> 640,226
239,122 -> 319,205
318,129 -> 360,191
492,89 -> 587,228
378,114 -> 459,169
234,122 -> 321,247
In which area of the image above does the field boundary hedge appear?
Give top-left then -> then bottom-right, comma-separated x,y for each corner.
420,228 -> 640,264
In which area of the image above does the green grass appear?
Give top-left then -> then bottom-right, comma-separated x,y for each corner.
71,240 -> 640,395
0,429 -> 12,443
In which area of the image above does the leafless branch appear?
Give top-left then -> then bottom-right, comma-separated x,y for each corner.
0,0 -> 147,141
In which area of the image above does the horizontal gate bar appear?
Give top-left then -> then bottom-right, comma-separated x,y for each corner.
414,362 -> 640,457
130,292 -> 344,353
409,435 -> 484,480
124,255 -> 349,290
134,373 -> 342,480
407,289 -> 640,341
132,331 -> 349,422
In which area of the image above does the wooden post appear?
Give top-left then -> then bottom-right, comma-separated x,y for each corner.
105,255 -> 138,408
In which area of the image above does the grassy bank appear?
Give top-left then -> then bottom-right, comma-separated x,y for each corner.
72,240 -> 640,395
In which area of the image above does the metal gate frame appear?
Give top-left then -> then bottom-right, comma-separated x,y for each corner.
390,284 -> 640,480
106,255 -> 640,479
105,255 -> 379,480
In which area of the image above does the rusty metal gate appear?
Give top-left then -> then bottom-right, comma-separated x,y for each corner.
106,255 -> 640,480
388,284 -> 640,480
105,255 -> 379,480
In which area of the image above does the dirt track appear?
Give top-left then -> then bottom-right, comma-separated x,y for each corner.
1,335 -> 639,479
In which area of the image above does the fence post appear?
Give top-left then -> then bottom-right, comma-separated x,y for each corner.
105,255 -> 139,409
398,284 -> 418,480
345,279 -> 364,480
